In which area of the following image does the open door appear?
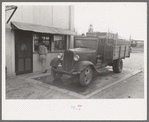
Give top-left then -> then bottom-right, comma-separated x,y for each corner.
15,30 -> 33,75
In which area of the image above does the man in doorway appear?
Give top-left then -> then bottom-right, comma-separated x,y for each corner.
37,38 -> 48,73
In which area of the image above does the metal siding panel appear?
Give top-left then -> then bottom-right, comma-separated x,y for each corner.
22,6 -> 33,23
9,5 -> 22,22
53,6 -> 69,29
33,5 -> 42,25
42,6 -> 53,26
8,5 -> 72,29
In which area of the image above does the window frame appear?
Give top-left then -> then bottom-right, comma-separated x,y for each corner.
41,33 -> 51,51
53,34 -> 67,51
33,33 -> 68,54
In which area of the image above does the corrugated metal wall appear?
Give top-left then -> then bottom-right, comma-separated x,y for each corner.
6,5 -> 70,29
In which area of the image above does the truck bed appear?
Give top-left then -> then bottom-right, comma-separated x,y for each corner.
75,35 -> 131,62
105,42 -> 130,62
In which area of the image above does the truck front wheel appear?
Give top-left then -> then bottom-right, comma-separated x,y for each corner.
112,59 -> 123,73
51,68 -> 63,79
80,66 -> 93,86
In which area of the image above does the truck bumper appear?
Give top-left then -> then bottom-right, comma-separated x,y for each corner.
51,68 -> 80,76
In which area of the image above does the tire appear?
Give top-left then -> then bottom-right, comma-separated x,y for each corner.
51,68 -> 63,79
112,59 -> 123,73
112,61 -> 116,73
80,66 -> 93,86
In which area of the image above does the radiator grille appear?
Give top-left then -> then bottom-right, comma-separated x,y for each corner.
63,50 -> 74,71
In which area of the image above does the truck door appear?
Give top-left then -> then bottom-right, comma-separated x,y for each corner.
97,38 -> 106,61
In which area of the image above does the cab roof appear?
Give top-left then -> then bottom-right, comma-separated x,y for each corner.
75,35 -> 107,40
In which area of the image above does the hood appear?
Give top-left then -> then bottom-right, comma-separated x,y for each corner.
67,48 -> 96,62
69,48 -> 96,54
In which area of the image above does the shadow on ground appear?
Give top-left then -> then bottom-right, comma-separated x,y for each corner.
33,67 -> 137,96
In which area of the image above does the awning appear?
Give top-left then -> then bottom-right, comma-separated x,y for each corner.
11,21 -> 77,36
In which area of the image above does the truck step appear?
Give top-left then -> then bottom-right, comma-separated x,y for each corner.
95,67 -> 108,73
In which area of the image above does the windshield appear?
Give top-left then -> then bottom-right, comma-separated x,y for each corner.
74,39 -> 97,49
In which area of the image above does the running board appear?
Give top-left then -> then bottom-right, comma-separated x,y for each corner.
95,67 -> 108,73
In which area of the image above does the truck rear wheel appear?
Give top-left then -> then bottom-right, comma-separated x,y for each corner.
80,66 -> 93,86
112,59 -> 123,73
51,68 -> 63,79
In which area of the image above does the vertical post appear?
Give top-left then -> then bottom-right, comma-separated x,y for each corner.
112,46 -> 113,61
69,6 -> 74,48
52,6 -> 53,26
119,46 -> 121,58
51,35 -> 54,51
103,43 -> 105,62
66,35 -> 70,49
124,45 -> 126,58
32,33 -> 34,53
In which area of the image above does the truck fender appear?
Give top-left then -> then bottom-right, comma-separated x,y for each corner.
73,61 -> 96,72
50,57 -> 60,67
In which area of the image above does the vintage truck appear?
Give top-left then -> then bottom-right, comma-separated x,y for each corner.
50,34 -> 131,86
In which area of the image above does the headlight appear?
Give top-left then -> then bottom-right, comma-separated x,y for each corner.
57,53 -> 63,59
74,55 -> 80,61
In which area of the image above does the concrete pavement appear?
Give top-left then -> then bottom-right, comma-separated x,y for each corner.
6,50 -> 145,99
6,65 -> 143,99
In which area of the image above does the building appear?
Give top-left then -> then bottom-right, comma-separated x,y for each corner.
5,5 -> 76,76
86,32 -> 118,40
131,40 -> 144,47
131,40 -> 137,47
136,40 -> 144,47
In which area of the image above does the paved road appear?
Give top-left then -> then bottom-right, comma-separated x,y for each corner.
89,52 -> 144,99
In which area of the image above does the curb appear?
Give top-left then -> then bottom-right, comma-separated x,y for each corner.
84,70 -> 142,99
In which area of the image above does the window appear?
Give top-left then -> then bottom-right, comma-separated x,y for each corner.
54,35 -> 66,51
33,33 -> 67,53
100,39 -> 105,44
42,35 -> 51,51
33,33 -> 51,52
74,39 -> 97,49
107,39 -> 114,45
33,33 -> 40,52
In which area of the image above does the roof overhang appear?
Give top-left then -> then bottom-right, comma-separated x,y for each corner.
11,21 -> 77,36
5,5 -> 17,11
6,6 -> 18,24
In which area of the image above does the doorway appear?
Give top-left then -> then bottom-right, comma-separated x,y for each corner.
15,30 -> 33,75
